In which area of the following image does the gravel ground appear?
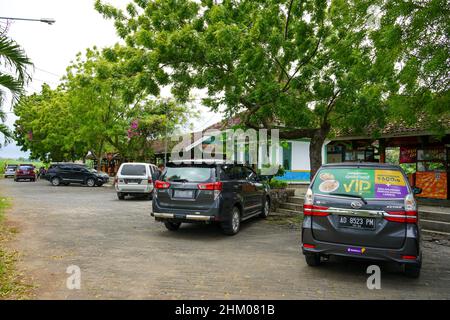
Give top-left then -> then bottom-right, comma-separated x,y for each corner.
1,178 -> 450,299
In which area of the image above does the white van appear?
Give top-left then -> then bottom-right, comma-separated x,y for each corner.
115,163 -> 159,200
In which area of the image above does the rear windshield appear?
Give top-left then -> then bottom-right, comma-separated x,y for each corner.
120,164 -> 146,176
162,166 -> 214,182
18,166 -> 33,170
312,167 -> 409,199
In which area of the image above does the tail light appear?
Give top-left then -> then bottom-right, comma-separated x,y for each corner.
114,176 -> 118,185
198,182 -> 222,199
303,243 -> 316,249
155,180 -> 170,189
303,204 -> 330,216
385,194 -> 418,224
385,211 -> 418,223
197,182 -> 222,190
304,188 -> 313,206
147,178 -> 153,184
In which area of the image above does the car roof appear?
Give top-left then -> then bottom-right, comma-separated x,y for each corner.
120,162 -> 153,166
168,159 -> 232,165
321,162 -> 401,169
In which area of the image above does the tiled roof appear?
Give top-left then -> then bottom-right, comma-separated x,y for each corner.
334,115 -> 450,139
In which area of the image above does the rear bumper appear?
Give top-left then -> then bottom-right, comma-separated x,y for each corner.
151,199 -> 222,223
301,221 -> 421,266
4,173 -> 15,177
15,175 -> 35,179
152,212 -> 216,222
116,183 -> 153,193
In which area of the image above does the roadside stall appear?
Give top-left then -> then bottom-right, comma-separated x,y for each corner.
400,147 -> 448,200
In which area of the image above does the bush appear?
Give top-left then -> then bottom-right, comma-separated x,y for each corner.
269,179 -> 288,189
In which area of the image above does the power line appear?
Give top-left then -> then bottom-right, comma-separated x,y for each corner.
34,66 -> 61,78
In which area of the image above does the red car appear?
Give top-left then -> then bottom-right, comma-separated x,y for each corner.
14,165 -> 36,182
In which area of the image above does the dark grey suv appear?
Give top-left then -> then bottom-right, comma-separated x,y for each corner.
301,163 -> 422,277
45,163 -> 109,187
151,160 -> 270,235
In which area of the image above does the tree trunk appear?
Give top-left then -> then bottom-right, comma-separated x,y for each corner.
96,140 -> 104,171
308,124 -> 330,181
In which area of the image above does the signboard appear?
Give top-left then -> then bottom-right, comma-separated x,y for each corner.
313,168 -> 408,199
417,148 -> 445,161
400,147 -> 417,163
416,171 -> 448,199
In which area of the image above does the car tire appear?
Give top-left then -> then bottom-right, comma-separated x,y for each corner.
51,177 -> 61,186
305,253 -> 321,267
221,206 -> 241,236
259,197 -> 270,218
86,178 -> 96,187
147,193 -> 153,200
117,193 -> 125,200
164,221 -> 181,231
404,264 -> 421,278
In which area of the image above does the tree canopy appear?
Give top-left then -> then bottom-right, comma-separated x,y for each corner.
0,34 -> 32,146
95,0 -> 449,176
14,45 -> 193,165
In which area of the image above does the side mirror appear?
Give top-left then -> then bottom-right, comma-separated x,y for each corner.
412,187 -> 422,195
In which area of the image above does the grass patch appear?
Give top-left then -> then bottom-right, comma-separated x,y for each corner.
0,196 -> 32,299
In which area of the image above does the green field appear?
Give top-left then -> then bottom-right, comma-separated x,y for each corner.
0,159 -> 45,175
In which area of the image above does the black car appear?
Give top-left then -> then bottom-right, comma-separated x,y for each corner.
301,162 -> 422,277
151,160 -> 271,235
45,163 -> 109,187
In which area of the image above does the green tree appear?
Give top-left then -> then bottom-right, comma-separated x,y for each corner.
14,85 -> 87,161
0,35 -> 32,145
96,0 -> 449,177
14,45 -> 192,165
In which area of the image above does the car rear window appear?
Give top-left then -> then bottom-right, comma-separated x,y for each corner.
120,164 -> 147,176
18,166 -> 33,170
312,167 -> 409,199
163,166 -> 214,182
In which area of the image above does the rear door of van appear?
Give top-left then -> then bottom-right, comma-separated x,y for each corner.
308,166 -> 411,249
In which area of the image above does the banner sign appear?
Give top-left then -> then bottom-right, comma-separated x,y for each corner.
313,168 -> 408,199
399,147 -> 417,163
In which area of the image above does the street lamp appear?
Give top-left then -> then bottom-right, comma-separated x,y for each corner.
0,17 -> 55,25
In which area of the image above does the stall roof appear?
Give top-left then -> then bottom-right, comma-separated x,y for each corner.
331,115 -> 450,141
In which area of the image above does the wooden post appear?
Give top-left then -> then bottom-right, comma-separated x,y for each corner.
379,139 -> 386,163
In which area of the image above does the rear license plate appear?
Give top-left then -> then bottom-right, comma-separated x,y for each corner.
126,179 -> 141,184
174,190 -> 194,198
338,216 -> 375,230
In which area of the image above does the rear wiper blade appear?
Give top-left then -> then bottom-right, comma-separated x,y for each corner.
170,179 -> 189,183
328,193 -> 367,204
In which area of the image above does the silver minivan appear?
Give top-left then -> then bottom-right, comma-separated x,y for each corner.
115,163 -> 159,200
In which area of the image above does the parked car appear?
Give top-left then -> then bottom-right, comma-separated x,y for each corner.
114,162 -> 159,200
301,162 -> 422,277
4,164 -> 18,178
151,160 -> 271,235
14,165 -> 36,182
45,163 -> 109,187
